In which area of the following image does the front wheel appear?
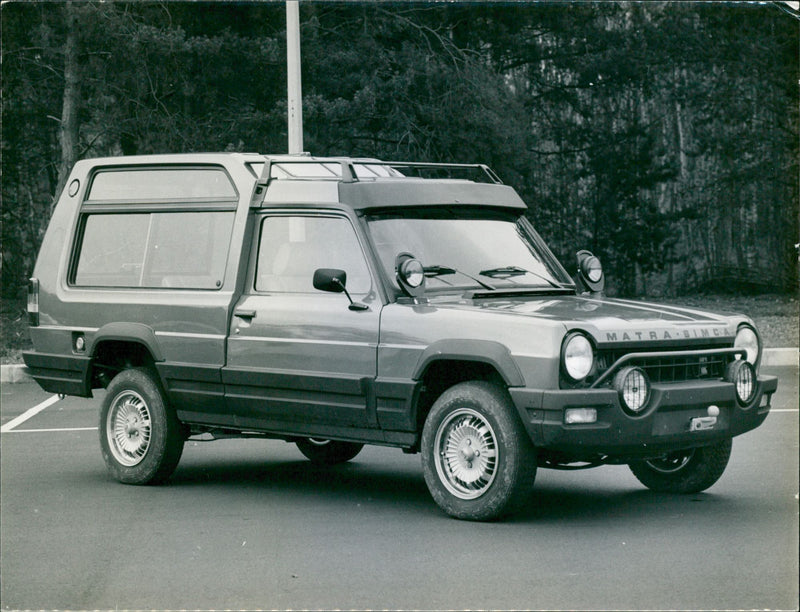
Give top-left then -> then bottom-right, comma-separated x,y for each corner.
99,368 -> 184,485
295,438 -> 364,465
421,381 -> 536,521
628,438 -> 732,494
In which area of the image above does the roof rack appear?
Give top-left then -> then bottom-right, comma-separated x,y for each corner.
375,161 -> 503,184
255,157 -> 503,188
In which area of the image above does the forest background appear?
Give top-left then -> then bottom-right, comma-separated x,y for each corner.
2,1 -> 798,305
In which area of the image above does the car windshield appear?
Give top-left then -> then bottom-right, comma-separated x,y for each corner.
366,208 -> 568,293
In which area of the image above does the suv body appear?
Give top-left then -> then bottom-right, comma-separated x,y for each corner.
23,153 -> 778,520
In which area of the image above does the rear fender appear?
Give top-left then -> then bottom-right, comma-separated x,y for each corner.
90,323 -> 164,362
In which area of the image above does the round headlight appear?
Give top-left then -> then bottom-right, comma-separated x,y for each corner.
562,333 -> 594,381
614,366 -> 651,413
726,359 -> 755,405
734,326 -> 759,365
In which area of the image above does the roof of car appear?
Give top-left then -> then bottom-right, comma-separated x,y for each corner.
76,153 -> 528,211
336,179 -> 527,211
257,155 -> 527,211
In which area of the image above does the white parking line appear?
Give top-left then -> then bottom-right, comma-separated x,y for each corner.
0,396 -> 796,434
5,427 -> 98,433
0,394 -> 62,433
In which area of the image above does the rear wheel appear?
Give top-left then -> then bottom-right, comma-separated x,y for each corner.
628,438 -> 732,494
99,368 -> 184,484
421,381 -> 537,521
295,438 -> 364,465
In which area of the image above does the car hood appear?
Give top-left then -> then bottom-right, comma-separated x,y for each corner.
435,294 -> 742,346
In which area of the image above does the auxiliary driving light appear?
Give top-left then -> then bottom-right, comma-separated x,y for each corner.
576,250 -> 605,294
614,366 -> 650,414
399,258 -> 424,288
395,252 -> 426,298
726,359 -> 755,405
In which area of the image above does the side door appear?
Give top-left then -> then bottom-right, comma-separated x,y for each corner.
223,211 -> 382,438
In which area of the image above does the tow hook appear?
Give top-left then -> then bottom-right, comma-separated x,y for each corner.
690,405 -> 719,432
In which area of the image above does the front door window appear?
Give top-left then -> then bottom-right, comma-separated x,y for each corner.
256,216 -> 372,295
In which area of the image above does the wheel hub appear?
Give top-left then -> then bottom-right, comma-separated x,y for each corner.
107,391 -> 152,467
125,414 -> 141,437
434,408 -> 499,499
459,438 -> 480,464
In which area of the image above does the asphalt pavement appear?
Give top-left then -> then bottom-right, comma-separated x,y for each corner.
1,367 -> 797,611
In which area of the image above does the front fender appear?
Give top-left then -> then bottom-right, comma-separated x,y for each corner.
412,339 -> 525,387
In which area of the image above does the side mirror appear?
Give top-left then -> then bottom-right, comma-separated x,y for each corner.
576,250 -> 605,295
313,268 -> 369,311
313,268 -> 347,293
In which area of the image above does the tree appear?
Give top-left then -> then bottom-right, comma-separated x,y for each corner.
55,0 -> 80,204
1,1 -> 797,298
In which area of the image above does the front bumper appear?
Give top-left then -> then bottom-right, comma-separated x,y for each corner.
509,374 -> 777,460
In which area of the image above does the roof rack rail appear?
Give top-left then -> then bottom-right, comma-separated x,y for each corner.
373,161 -> 503,184
255,157 -> 503,188
256,158 -> 357,188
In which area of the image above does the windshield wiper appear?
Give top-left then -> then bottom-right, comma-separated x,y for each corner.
479,265 -> 563,289
425,265 -> 495,291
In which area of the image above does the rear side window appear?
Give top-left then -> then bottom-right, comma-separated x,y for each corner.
72,211 -> 234,289
87,168 -> 237,201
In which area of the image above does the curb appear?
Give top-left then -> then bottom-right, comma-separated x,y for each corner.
1,364 -> 32,384
760,347 -> 799,367
2,348 -> 798,384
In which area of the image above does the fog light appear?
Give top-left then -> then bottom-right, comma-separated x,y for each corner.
726,359 -> 755,405
565,408 -> 598,424
615,366 -> 650,414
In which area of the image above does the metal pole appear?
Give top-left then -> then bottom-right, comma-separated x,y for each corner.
286,0 -> 303,154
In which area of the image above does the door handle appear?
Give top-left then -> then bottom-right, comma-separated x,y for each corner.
234,309 -> 256,320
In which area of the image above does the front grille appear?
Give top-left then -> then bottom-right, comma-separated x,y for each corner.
591,345 -> 739,388
597,351 -> 729,383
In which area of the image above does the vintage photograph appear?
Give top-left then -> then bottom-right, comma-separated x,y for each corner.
1,1 -> 798,610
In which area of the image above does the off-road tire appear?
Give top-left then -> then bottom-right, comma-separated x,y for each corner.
421,381 -> 537,521
628,438 -> 733,494
99,368 -> 184,485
